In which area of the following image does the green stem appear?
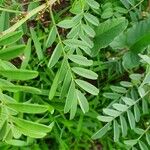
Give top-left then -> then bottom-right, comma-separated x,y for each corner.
130,125 -> 150,148
137,125 -> 150,141
128,0 -> 144,12
0,7 -> 22,13
0,0 -> 57,36
104,90 -> 150,128
49,8 -> 75,80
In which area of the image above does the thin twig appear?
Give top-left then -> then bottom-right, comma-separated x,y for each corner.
128,0 -> 144,12
0,7 -> 23,13
147,0 -> 150,11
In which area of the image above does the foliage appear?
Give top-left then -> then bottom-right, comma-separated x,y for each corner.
0,0 -> 149,149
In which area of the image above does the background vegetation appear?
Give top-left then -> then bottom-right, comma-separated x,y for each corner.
0,0 -> 150,149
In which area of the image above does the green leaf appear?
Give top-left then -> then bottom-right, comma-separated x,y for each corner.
6,103 -> 52,114
64,81 -> 75,113
46,26 -> 56,48
57,19 -> 74,29
60,70 -> 72,98
130,73 -> 142,81
134,104 -> 140,122
0,69 -> 38,80
82,24 -> 96,38
15,125 -> 46,138
1,130 -> 9,141
75,79 -> 99,95
72,67 -> 98,80
110,86 -> 127,93
122,52 -> 140,70
92,123 -> 111,139
2,124 -> 13,141
2,94 -> 16,103
122,97 -> 135,106
81,47 -> 92,56
21,38 -> 31,69
49,70 -> 60,100
142,72 -> 150,85
92,18 -> 128,56
101,9 -> 113,19
130,32 -> 150,52
102,2 -> 112,9
72,13 -> 83,24
146,133 -> 150,145
1,85 -> 41,94
30,28 -> 43,60
142,98 -> 149,114
5,140 -> 28,147
11,117 -> 53,133
134,128 -> 144,135
103,92 -> 121,100
138,87 -> 145,98
120,0 -> 130,9
120,115 -> 128,137
0,120 -> 7,140
138,141 -> 149,150
127,110 -> 135,129
111,18 -> 150,53
0,78 -> 14,87
124,139 -> 137,146
84,13 -> 99,26
0,12 -> 7,32
112,103 -> 128,112
103,108 -> 120,117
139,54 -> 150,65
0,45 -> 25,60
67,25 -> 80,38
0,31 -> 22,46
70,94 -> 77,120
48,43 -> 63,68
49,101 -> 64,111
11,117 -> 54,138
70,0 -> 83,14
76,89 -> 89,113
86,0 -> 100,9
114,6 -> 127,14
79,33 -> 94,48
63,39 -> 89,48
113,120 -> 120,142
68,55 -> 93,66
11,125 -> 21,139
97,115 -> 113,122
57,59 -> 68,82
120,81 -> 133,87
49,60 -> 66,100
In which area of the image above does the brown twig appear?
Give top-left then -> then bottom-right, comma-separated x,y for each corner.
147,0 -> 150,11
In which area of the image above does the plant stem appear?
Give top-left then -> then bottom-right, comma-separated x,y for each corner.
0,0 -> 57,36
137,125 -> 150,141
128,0 -> 144,12
130,125 -> 150,148
0,7 -> 22,13
49,8 -> 74,80
102,90 -> 150,130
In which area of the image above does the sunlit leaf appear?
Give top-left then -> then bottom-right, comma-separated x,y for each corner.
76,89 -> 89,113
113,120 -> 120,142
0,69 -> 38,80
72,67 -> 98,80
0,31 -> 22,46
92,123 -> 111,139
75,79 -> 99,95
